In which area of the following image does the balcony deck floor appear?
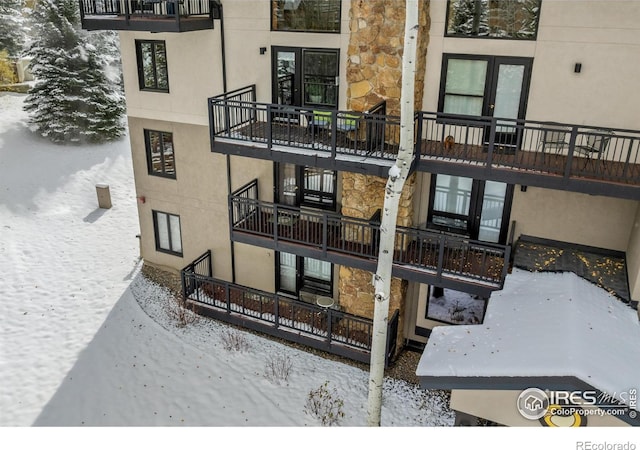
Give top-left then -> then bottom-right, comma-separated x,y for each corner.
219,122 -> 640,186
420,140 -> 640,185
233,211 -> 505,287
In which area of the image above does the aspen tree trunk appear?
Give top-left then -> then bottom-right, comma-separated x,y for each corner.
366,0 -> 420,427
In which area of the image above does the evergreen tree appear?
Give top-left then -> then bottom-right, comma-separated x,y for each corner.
24,0 -> 126,144
0,0 -> 26,57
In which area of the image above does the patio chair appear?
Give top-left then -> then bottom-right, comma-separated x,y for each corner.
574,129 -> 614,170
537,125 -> 569,164
307,110 -> 332,138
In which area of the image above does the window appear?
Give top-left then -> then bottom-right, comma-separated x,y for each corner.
145,130 -> 175,178
426,287 -> 488,325
445,0 -> 541,40
277,164 -> 337,210
278,252 -> 333,295
153,211 -> 182,256
427,175 -> 513,244
272,0 -> 341,33
302,50 -> 338,107
302,167 -> 335,208
272,47 -> 339,109
136,40 -> 169,92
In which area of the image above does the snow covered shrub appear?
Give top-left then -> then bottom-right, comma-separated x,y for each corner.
304,381 -> 345,426
164,294 -> 199,328
264,353 -> 292,384
221,328 -> 249,352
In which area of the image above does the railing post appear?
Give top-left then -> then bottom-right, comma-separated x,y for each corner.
273,203 -> 279,244
206,249 -> 213,277
326,308 -> 333,344
224,97 -> 231,137
436,234 -> 445,283
501,245 -> 511,288
322,214 -> 328,256
330,110 -> 338,157
486,117 -> 497,173
266,104 -> 273,151
125,0 -> 131,23
414,112 -> 423,161
564,126 -> 579,180
225,283 -> 231,313
274,294 -> 280,328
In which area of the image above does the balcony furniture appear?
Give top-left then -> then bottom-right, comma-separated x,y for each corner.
537,125 -> 570,165
575,129 -> 614,170
316,296 -> 335,309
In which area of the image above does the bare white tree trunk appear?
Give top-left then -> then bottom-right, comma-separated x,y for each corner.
366,0 -> 419,427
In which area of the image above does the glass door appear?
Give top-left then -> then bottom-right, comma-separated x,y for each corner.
272,47 -> 339,109
272,47 -> 300,108
487,59 -> 531,152
439,55 -> 532,153
428,175 -> 513,244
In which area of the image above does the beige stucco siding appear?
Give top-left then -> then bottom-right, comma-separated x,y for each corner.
423,1 -> 640,130
510,187 -> 637,252
626,204 -> 640,302
128,118 -> 231,278
119,30 -> 223,126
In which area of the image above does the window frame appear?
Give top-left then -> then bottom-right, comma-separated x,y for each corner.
444,0 -> 542,41
152,210 -> 183,257
135,39 -> 169,93
425,286 -> 489,325
144,129 -> 176,179
275,163 -> 337,211
276,252 -> 334,297
271,0 -> 342,34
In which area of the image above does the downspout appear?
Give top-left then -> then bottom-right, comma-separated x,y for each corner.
214,0 -> 234,281
214,0 -> 228,93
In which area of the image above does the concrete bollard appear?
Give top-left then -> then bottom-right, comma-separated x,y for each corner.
96,184 -> 112,209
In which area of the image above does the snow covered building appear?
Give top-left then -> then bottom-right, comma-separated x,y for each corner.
79,0 -> 640,426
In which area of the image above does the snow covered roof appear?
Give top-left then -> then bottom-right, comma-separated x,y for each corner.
417,269 -> 640,414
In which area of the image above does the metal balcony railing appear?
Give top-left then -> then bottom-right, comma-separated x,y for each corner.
79,0 -> 216,31
181,250 -> 400,365
229,181 -> 510,290
209,86 -> 640,195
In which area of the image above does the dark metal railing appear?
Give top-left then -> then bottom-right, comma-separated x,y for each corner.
208,86 -> 640,188
418,112 -> 640,185
209,85 -> 398,161
229,195 -> 510,288
180,251 -> 399,365
79,0 -> 214,20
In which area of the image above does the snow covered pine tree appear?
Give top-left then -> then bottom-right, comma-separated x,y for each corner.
0,0 -> 26,58
24,0 -> 125,144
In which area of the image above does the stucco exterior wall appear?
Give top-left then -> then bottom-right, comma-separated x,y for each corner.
423,0 -> 640,130
625,204 -> 640,303
510,187 -> 637,252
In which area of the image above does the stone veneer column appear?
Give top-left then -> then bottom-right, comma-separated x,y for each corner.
338,1 -> 430,342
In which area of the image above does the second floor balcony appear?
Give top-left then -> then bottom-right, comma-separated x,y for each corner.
210,86 -> 640,200
79,0 -> 217,32
230,180 -> 510,297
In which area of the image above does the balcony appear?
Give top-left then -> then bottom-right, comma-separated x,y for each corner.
181,251 -> 400,365
230,180 -> 510,297
209,86 -> 640,200
79,0 -> 217,32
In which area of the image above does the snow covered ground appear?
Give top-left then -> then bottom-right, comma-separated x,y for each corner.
0,92 -> 453,428
1,92 -> 633,447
